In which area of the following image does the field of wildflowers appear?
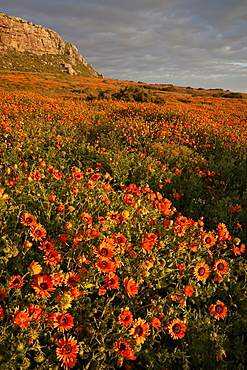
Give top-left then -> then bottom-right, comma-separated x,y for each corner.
0,72 -> 247,369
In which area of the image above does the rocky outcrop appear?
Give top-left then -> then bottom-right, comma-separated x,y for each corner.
0,12 -> 102,77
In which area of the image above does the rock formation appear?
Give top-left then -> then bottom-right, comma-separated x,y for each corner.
0,12 -> 102,77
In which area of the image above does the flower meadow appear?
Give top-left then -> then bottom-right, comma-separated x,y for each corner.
0,75 -> 247,369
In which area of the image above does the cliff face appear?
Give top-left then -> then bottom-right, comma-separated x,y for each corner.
0,12 -> 102,77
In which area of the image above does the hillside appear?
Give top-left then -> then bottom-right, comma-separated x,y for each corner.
0,12 -> 102,77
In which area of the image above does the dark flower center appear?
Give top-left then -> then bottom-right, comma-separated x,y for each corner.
198,267 -> 206,276
205,237 -> 212,244
40,282 -> 48,290
215,305 -> 224,314
173,323 -> 181,334
135,325 -> 143,336
101,248 -> 109,256
64,344 -> 72,354
61,316 -> 69,325
119,343 -> 126,351
217,263 -> 224,271
101,261 -> 108,268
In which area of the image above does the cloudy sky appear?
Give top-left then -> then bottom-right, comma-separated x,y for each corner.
1,0 -> 247,92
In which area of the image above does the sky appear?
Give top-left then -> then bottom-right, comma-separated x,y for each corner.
1,0 -> 247,93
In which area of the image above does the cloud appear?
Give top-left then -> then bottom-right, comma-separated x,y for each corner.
0,0 -> 246,92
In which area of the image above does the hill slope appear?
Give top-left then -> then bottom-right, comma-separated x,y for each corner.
0,12 -> 102,77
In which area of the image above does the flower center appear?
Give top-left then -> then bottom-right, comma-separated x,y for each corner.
217,263 -> 224,271
215,305 -> 223,314
119,343 -> 126,351
101,248 -> 109,256
173,323 -> 181,334
135,325 -> 143,336
198,267 -> 205,276
64,344 -> 72,354
40,282 -> 48,290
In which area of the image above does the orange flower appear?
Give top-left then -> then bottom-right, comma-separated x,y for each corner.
167,319 -> 186,339
150,317 -> 161,328
129,318 -> 150,344
123,193 -> 135,205
28,261 -> 43,276
44,249 -> 62,266
193,262 -> 210,281
65,272 -> 80,287
209,300 -> 228,320
113,233 -> 127,245
230,205 -> 242,212
183,286 -> 194,297
213,259 -> 229,275
216,223 -> 229,241
124,277 -> 139,297
114,339 -> 136,360
94,238 -> 115,258
0,306 -> 5,319
81,212 -> 92,224
52,312 -> 74,332
95,257 -> 117,274
32,275 -> 55,298
13,309 -> 31,329
39,238 -> 55,252
26,303 -> 45,322
201,232 -> 216,248
9,275 -> 24,289
30,223 -> 47,242
21,213 -> 36,227
105,273 -> 120,289
56,336 -> 79,370
118,308 -> 133,327
106,211 -> 122,223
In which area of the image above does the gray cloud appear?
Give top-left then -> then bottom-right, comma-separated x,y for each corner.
0,0 -> 246,92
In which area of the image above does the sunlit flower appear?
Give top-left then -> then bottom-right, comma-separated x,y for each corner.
201,232 -> 217,248
216,223 -> 229,241
30,223 -> 47,242
32,275 -> 55,298
65,272 -> 80,287
21,213 -> 36,227
95,257 -> 117,274
124,277 -> 139,297
114,339 -> 136,360
183,286 -> 194,297
27,303 -> 45,322
13,309 -> 31,329
118,308 -> 133,327
55,292 -> 73,310
53,312 -> 74,332
150,317 -> 161,328
39,238 -> 55,252
43,249 -> 62,266
81,212 -> 92,224
0,188 -> 9,200
56,336 -> 79,370
94,238 -> 115,258
9,275 -> 24,289
105,272 -> 120,289
193,262 -> 210,281
209,300 -> 228,320
213,259 -> 229,275
167,319 -> 186,339
28,261 -> 43,276
129,318 -> 150,344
